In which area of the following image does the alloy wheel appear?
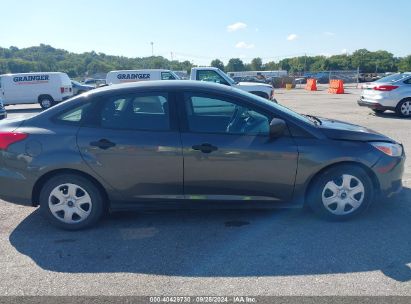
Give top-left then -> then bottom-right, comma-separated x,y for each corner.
400,101 -> 411,116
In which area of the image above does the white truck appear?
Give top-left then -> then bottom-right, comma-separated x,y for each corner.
0,72 -> 73,109
190,67 -> 275,101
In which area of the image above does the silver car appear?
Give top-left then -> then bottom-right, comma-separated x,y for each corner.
71,81 -> 94,96
358,72 -> 411,117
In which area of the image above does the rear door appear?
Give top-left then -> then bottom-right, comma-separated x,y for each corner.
179,92 -> 298,203
77,91 -> 183,202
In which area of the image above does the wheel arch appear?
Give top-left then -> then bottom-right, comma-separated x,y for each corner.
37,94 -> 54,102
303,161 -> 380,207
32,168 -> 109,209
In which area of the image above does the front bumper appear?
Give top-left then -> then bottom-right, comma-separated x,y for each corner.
372,151 -> 406,198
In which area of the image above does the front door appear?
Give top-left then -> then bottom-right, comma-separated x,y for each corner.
77,92 -> 183,202
180,92 -> 298,203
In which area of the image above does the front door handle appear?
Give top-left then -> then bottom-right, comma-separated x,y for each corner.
90,139 -> 116,150
192,143 -> 218,154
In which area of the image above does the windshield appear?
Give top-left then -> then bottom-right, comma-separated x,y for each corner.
232,88 -> 313,125
71,80 -> 82,86
225,72 -> 236,85
170,71 -> 181,80
375,73 -> 411,83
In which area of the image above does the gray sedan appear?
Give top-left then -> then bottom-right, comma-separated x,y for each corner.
0,81 -> 405,229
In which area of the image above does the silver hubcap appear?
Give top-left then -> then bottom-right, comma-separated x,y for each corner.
321,174 -> 365,215
48,183 -> 92,224
41,99 -> 51,108
400,101 -> 411,116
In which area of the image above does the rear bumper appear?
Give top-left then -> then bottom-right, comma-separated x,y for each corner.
0,167 -> 34,206
357,98 -> 395,111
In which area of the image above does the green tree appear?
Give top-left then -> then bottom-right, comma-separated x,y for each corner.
250,57 -> 263,70
210,59 -> 225,71
398,55 -> 411,72
226,58 -> 245,72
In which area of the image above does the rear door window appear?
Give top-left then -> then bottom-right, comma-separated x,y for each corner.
99,93 -> 170,131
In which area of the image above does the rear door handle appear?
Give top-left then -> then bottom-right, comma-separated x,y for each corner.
192,143 -> 218,154
90,139 -> 116,150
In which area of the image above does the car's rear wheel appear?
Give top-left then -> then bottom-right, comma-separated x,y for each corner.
39,95 -> 55,109
39,174 -> 105,230
308,165 -> 374,220
396,99 -> 411,117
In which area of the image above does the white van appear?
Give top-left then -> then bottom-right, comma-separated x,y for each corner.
0,72 -> 73,109
106,69 -> 180,85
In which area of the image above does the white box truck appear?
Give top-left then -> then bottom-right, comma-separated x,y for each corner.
0,72 -> 73,109
190,67 -> 275,101
106,69 -> 180,85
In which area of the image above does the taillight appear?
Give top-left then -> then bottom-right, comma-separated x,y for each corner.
0,132 -> 28,150
373,85 -> 399,91
60,87 -> 65,93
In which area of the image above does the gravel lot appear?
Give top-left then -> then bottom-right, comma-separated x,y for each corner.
0,87 -> 410,296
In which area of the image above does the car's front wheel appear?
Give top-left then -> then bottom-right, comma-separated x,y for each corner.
39,174 -> 105,230
308,165 -> 374,220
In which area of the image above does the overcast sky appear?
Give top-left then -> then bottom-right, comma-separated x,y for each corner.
1,0 -> 410,64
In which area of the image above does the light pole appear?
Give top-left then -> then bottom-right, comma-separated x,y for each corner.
150,42 -> 154,57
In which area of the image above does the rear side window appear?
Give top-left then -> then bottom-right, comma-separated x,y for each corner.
404,78 -> 411,84
99,93 -> 170,131
56,102 -> 91,124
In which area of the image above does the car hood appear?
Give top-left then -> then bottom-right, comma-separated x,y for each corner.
237,82 -> 272,88
318,117 -> 395,143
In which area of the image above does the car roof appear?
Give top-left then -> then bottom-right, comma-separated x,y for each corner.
90,80 -> 235,95
108,69 -> 172,73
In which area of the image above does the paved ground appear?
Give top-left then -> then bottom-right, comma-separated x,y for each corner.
0,88 -> 410,296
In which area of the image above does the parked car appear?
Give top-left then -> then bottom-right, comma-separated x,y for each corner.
71,80 -> 94,95
358,72 -> 411,117
0,81 -> 404,230
0,72 -> 73,109
0,98 -> 7,120
84,78 -> 106,87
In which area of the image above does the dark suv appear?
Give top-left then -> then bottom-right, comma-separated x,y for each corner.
0,81 -> 405,229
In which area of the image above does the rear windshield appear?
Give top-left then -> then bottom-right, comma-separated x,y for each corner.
375,73 -> 411,83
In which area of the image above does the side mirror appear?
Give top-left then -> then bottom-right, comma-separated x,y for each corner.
269,118 -> 286,138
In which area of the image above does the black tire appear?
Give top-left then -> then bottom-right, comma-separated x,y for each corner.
39,174 -> 105,230
395,98 -> 411,117
372,109 -> 385,114
307,165 -> 374,221
39,95 -> 55,109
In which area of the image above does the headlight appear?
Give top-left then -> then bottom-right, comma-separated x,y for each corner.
370,142 -> 403,157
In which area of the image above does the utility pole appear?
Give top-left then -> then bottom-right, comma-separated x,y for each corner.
150,42 -> 154,57
304,53 -> 307,75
